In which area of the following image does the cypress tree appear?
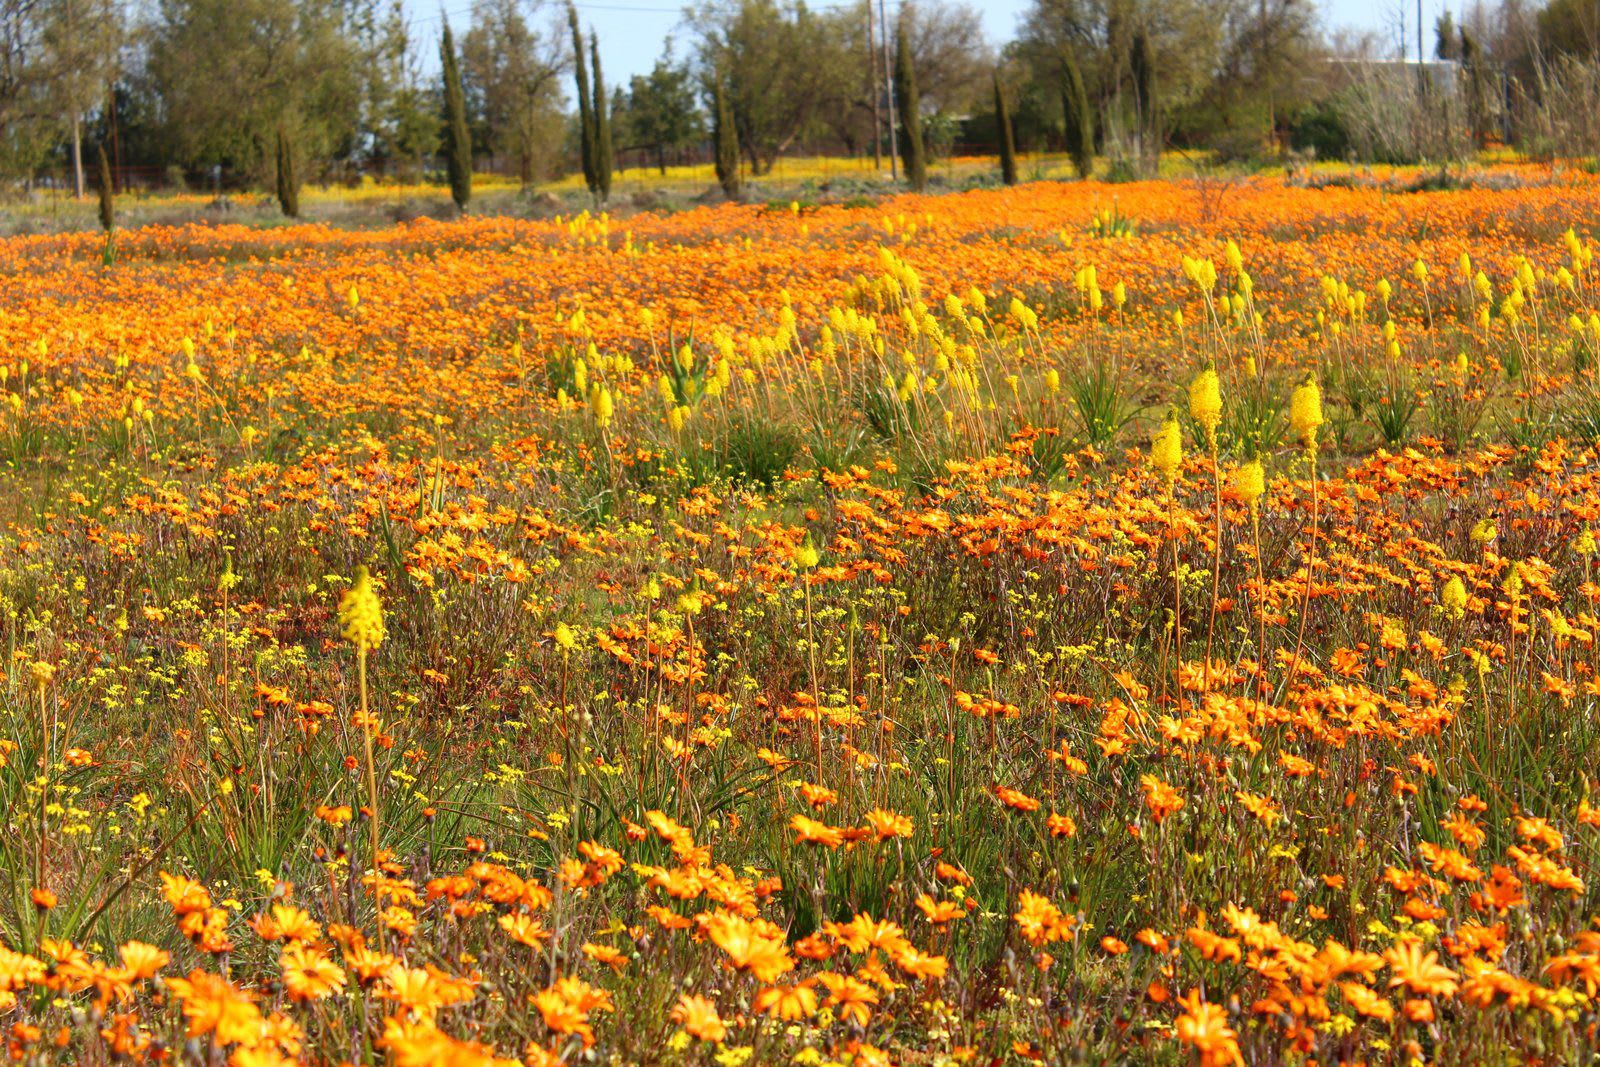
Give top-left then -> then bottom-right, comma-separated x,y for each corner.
1061,49 -> 1094,179
569,4 -> 596,196
994,71 -> 1017,186
96,143 -> 115,232
441,24 -> 473,212
275,124 -> 299,218
893,11 -> 926,192
713,75 -> 741,199
1130,27 -> 1156,173
590,34 -> 613,202
1461,29 -> 1489,149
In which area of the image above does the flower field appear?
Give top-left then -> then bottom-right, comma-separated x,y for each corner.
4,168 -> 1600,1065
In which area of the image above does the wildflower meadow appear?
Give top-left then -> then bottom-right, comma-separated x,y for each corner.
4,166 -> 1600,1065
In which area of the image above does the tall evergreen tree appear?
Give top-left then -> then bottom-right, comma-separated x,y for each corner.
568,3 -> 596,195
1129,26 -> 1157,174
713,74 -> 740,199
274,123 -> 299,218
1060,48 -> 1094,179
590,33 -> 612,202
96,141 -> 115,232
441,22 -> 472,212
893,10 -> 925,191
994,70 -> 1017,186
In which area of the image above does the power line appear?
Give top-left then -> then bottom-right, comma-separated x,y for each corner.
406,0 -> 686,28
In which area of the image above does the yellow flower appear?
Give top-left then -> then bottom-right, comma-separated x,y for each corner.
554,623 -> 577,651
793,536 -> 820,570
1224,239 -> 1243,273
1188,366 -> 1222,449
1502,563 -> 1524,598
29,661 -> 55,691
590,386 -> 614,428
1439,576 -> 1468,620
1289,377 -> 1324,453
337,566 -> 385,652
1231,459 -> 1265,514
1149,409 -> 1183,485
1470,518 -> 1498,545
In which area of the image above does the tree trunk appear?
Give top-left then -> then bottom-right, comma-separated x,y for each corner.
893,10 -> 926,191
72,116 -> 85,199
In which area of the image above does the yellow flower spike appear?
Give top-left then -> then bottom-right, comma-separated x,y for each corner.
1232,459 -> 1265,515
1224,239 -> 1243,273
1439,576 -> 1468,620
589,386 -> 614,428
30,660 -> 55,692
1502,563 -> 1524,598
218,553 -> 239,593
554,623 -> 577,651
1289,377 -> 1324,455
1188,366 -> 1222,452
1470,518 -> 1498,545
793,535 -> 820,571
1149,409 -> 1183,486
337,566 -> 385,653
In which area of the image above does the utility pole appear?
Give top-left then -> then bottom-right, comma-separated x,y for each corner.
880,0 -> 897,181
867,0 -> 881,172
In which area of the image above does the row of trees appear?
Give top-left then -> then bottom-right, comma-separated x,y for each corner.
4,0 -> 1600,205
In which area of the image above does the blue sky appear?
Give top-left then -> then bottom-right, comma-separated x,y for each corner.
408,0 -> 1444,87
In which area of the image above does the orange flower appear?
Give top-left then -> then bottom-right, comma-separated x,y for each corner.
754,981 -> 819,1020
1175,990 -> 1243,1066
669,993 -> 727,1042
1046,812 -> 1077,837
862,808 -> 914,839
280,944 -> 346,1002
1140,774 -> 1185,823
790,814 -> 844,848
1384,939 -> 1460,997
995,784 -> 1040,812
164,970 -> 263,1046
704,914 -> 795,983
